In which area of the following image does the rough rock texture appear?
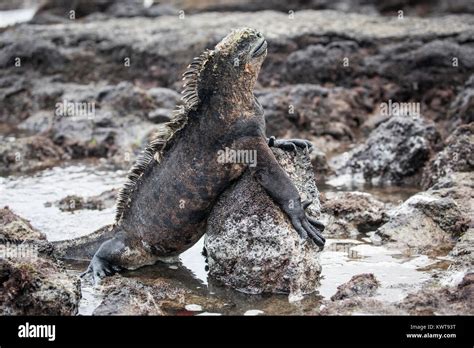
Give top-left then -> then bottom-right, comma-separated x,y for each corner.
332,115 -> 441,184
1,11 -> 471,90
1,10 -> 472,175
398,273 -> 474,315
50,189 -> 117,212
421,123 -> 474,189
0,206 -> 46,241
25,0 -> 474,18
93,276 -> 187,315
1,76 -> 180,167
0,207 -> 80,315
0,257 -> 80,315
319,297 -> 402,315
205,148 -> 322,295
257,84 -> 370,153
0,134 -> 68,174
319,273 -> 474,315
320,192 -> 388,237
92,274 -> 228,315
449,228 -> 474,272
31,0 -> 176,23
374,172 -> 472,255
447,75 -> 474,133
331,273 -> 380,301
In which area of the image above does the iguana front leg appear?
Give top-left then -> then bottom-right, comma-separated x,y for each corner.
245,137 -> 325,249
267,136 -> 313,152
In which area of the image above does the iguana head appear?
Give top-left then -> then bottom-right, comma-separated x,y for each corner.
197,28 -> 267,99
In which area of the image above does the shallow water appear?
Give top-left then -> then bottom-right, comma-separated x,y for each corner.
1,163 -> 447,315
0,8 -> 36,28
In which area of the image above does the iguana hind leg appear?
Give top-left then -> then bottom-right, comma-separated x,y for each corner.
81,228 -> 157,283
81,235 -> 125,283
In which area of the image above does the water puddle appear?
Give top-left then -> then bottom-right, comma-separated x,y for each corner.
1,163 -> 447,315
0,8 -> 37,28
320,179 -> 419,204
0,162 -> 125,241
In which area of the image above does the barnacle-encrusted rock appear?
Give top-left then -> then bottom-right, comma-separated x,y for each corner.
205,148 -> 322,296
0,207 -> 80,315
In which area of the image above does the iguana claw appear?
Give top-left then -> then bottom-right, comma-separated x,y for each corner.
268,136 -> 313,153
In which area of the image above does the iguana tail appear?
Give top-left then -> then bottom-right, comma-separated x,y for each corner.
52,224 -> 116,261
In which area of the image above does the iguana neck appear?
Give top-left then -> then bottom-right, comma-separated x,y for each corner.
207,86 -> 256,120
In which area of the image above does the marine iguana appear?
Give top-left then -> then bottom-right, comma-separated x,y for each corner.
82,28 -> 325,281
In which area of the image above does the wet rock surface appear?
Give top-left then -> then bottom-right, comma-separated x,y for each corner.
319,297 -> 402,315
330,273 -> 380,301
449,227 -> 474,272
320,272 -> 473,315
205,148 -> 322,296
0,208 -> 80,315
92,276 -> 187,315
92,275 -> 227,315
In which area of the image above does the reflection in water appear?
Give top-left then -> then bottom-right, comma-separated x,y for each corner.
320,178 -> 419,204
2,164 -> 447,315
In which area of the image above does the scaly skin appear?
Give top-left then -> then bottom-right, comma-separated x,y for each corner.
83,28 -> 325,282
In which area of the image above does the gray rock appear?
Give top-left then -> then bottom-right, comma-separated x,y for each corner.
421,123 -> 474,189
1,10 -> 471,87
449,227 -> 474,272
0,206 -> 46,242
319,297 -> 403,315
93,276 -> 188,316
27,0 -> 474,18
398,273 -> 474,315
447,76 -> 474,133
0,134 -> 68,174
319,272 -> 474,315
320,191 -> 388,238
283,41 -> 360,85
92,274 -> 228,315
0,207 -> 80,315
257,84 -> 365,141
374,172 -> 472,255
330,273 -> 380,301
332,115 -> 441,185
10,79 -> 179,165
48,189 -> 117,212
205,148 -> 322,296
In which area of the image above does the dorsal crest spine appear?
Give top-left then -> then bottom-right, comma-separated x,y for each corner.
114,49 -> 213,224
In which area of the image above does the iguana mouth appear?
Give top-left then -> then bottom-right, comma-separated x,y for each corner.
252,38 -> 267,58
